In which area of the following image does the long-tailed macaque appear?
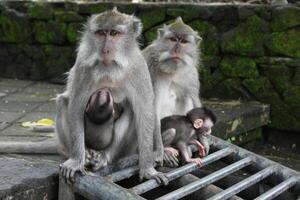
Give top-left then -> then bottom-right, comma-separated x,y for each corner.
142,17 -> 204,166
161,107 -> 216,167
0,8 -> 167,184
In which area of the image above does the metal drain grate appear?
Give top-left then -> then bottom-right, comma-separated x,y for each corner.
59,136 -> 300,200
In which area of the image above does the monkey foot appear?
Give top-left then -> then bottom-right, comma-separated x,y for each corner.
60,158 -> 86,184
163,149 -> 179,168
165,147 -> 179,157
186,157 -> 202,166
140,167 -> 169,185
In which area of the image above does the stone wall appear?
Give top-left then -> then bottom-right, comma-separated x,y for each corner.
0,1 -> 299,131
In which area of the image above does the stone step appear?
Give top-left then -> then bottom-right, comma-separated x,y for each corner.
0,79 -> 270,199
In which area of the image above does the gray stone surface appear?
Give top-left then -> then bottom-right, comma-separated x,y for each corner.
0,79 -> 270,199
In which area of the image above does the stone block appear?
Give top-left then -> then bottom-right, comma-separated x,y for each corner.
271,6 -> 300,31
138,6 -> 166,30
28,3 -> 53,20
221,15 -> 269,56
0,11 -> 31,43
266,28 -> 300,58
33,21 -> 66,44
67,23 -> 83,43
54,10 -> 84,22
220,56 -> 259,78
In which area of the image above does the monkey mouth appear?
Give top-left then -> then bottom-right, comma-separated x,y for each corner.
170,57 -> 182,63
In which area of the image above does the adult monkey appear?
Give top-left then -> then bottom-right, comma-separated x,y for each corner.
143,17 -> 205,166
0,8 -> 167,184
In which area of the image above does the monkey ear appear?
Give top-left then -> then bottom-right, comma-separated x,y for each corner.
157,24 -> 167,38
132,18 -> 143,37
175,16 -> 184,23
112,6 -> 118,12
195,34 -> 202,45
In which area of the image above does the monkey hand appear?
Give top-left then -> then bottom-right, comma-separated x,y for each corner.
60,158 -> 86,184
140,166 -> 169,185
163,147 -> 179,168
186,157 -> 202,167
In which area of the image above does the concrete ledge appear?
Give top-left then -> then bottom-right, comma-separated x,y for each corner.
0,79 -> 269,199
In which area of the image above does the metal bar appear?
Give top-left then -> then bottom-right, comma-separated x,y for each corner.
254,177 -> 298,200
210,136 -> 300,181
156,157 -> 252,200
72,174 -> 145,200
131,147 -> 233,195
105,165 -> 140,182
208,166 -> 275,200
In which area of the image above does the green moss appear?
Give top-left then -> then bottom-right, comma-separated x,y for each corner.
54,11 -> 84,22
220,56 -> 258,78
67,23 -> 83,44
267,28 -> 300,58
199,68 -> 225,91
293,67 -> 300,86
189,20 -> 219,55
271,7 -> 300,32
242,78 -> 273,99
260,64 -> 292,93
78,4 -> 112,14
43,46 -> 75,78
221,15 -> 269,56
33,21 -> 66,44
166,6 -> 201,21
0,14 -> 31,43
201,54 -> 221,69
283,86 -> 300,111
117,4 -> 136,15
139,8 -> 166,30
28,3 -> 53,20
207,79 -> 242,99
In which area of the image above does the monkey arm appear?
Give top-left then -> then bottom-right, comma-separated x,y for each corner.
184,68 -> 202,107
188,139 -> 206,157
176,141 -> 192,162
59,66 -> 92,182
127,61 -> 167,185
198,135 -> 210,155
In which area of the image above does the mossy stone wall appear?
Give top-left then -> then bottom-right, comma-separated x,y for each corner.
0,1 -> 299,132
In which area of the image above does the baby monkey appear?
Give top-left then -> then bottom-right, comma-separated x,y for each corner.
161,107 -> 216,166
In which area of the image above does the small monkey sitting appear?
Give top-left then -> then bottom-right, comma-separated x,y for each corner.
161,107 -> 217,167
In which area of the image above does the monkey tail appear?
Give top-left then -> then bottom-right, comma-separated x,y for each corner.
0,139 -> 58,154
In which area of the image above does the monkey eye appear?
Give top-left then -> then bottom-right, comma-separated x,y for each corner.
95,30 -> 106,36
180,39 -> 189,44
169,37 -> 177,42
110,30 -> 121,36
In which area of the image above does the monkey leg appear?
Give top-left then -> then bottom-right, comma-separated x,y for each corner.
161,128 -> 179,167
55,93 -> 71,156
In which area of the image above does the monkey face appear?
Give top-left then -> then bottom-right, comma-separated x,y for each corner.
95,29 -> 125,66
88,7 -> 142,68
196,118 -> 214,137
156,18 -> 201,73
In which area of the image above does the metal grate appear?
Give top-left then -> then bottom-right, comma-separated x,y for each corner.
59,136 -> 300,200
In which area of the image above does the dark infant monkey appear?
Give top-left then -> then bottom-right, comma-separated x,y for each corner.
161,107 -> 216,167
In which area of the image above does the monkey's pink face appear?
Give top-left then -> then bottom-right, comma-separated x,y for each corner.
95,29 -> 124,66
196,118 -> 214,137
167,36 -> 189,63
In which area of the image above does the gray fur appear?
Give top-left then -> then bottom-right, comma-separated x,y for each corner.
0,9 -> 167,184
142,18 -> 206,166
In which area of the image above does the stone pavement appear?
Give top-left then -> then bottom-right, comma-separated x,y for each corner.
0,78 -> 270,199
